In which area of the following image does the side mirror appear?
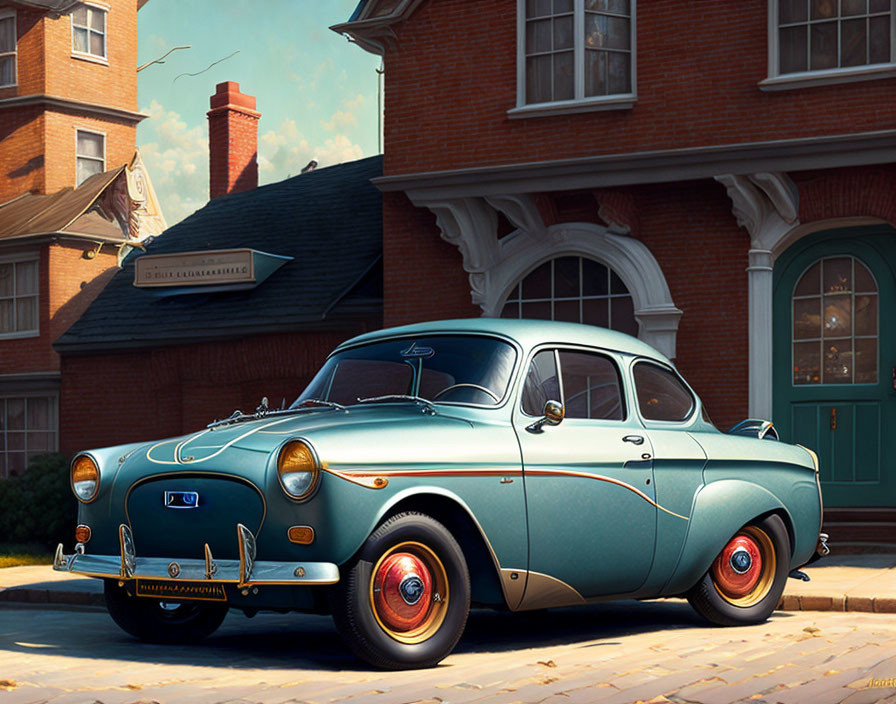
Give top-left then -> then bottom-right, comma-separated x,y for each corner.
526,399 -> 565,433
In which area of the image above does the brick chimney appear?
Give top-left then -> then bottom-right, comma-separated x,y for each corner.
207,81 -> 260,199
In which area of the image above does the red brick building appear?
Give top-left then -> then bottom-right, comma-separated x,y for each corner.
333,0 -> 896,536
0,0 -> 163,477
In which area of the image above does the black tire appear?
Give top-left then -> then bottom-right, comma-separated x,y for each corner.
103,580 -> 228,644
687,513 -> 791,626
329,512 -> 470,669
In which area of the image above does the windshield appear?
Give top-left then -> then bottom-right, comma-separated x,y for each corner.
293,335 -> 517,408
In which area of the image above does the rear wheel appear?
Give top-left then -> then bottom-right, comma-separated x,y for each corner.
330,512 -> 470,669
104,580 -> 228,643
687,513 -> 790,626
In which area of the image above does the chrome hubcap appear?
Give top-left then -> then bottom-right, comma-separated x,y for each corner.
399,574 -> 425,605
729,547 -> 752,574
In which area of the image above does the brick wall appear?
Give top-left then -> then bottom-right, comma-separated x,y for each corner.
59,330 -> 361,454
0,106 -> 44,202
382,0 -> 896,176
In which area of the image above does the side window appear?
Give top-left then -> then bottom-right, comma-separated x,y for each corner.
633,362 -> 694,421
558,350 -> 625,420
521,349 -> 560,415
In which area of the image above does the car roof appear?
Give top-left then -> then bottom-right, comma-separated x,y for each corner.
337,318 -> 672,364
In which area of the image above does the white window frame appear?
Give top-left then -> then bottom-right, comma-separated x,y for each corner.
0,393 -> 59,478
75,127 -> 106,185
762,0 -> 896,90
0,254 -> 39,339
510,0 -> 637,118
0,8 -> 16,88
70,2 -> 108,64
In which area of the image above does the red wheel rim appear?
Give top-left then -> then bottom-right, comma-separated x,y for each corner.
712,534 -> 762,598
372,552 -> 433,632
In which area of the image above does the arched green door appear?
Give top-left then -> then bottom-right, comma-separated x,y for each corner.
773,225 -> 896,507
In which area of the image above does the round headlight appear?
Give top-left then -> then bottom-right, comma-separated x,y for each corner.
71,455 -> 99,503
277,440 -> 319,501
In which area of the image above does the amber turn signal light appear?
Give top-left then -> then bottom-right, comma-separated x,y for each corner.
287,525 -> 315,545
75,524 -> 91,543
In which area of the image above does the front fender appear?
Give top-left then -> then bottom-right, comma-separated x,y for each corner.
661,479 -> 790,595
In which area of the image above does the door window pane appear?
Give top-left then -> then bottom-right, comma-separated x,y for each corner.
522,350 -> 560,415
558,350 -> 625,420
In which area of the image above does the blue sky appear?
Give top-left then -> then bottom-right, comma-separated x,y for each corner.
137,0 -> 381,224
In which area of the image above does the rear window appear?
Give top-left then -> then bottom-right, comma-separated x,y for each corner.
633,362 -> 694,422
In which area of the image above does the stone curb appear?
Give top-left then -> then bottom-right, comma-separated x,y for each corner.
0,587 -> 105,608
778,593 -> 896,613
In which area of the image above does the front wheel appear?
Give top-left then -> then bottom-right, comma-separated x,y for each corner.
329,512 -> 470,669
687,513 -> 791,626
104,580 -> 228,644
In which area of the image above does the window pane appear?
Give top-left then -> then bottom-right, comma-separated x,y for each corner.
554,0 -> 573,12
526,54 -> 552,103
0,263 -> 12,296
605,16 -> 630,50
522,262 -> 551,299
89,8 -> 104,31
27,397 -> 49,429
794,261 -> 821,296
780,0 -> 808,23
7,452 -> 25,476
607,51 -> 630,93
822,295 -> 851,337
15,297 -> 36,332
633,363 -> 694,421
521,301 -> 552,319
77,157 -> 103,185
793,297 -> 820,339
0,300 -> 12,333
0,56 -> 14,86
585,49 -> 608,96
77,131 -> 104,158
870,0 -> 890,11
554,299 -> 580,323
810,0 -> 837,19
559,350 -> 624,420
15,260 -> 37,295
89,31 -> 104,57
610,269 -> 628,294
527,19 -> 552,53
73,26 -> 88,53
842,0 -> 867,15
854,294 -> 877,336
780,25 -> 808,73
611,296 -> 638,335
585,13 -> 608,47
841,18 -> 868,66
582,259 -> 608,295
7,399 -> 24,430
553,50 -> 574,100
522,350 -> 560,415
0,16 -> 14,52
869,15 -> 890,63
855,260 -> 877,292
527,0 -> 552,17
585,0 -> 629,13
823,257 -> 852,293
554,15 -> 574,50
501,302 -> 518,318
28,432 -> 52,453
793,341 -> 821,384
823,340 -> 852,383
582,297 -> 609,327
554,256 -> 579,298
72,5 -> 87,25
810,21 -> 838,70
855,338 -> 877,383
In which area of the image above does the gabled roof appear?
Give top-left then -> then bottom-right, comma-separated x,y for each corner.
55,155 -> 384,354
330,0 -> 426,55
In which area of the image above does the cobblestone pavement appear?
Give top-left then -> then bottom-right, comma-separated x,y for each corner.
1,600 -> 895,704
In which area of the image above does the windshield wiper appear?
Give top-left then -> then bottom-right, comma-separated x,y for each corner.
356,394 -> 437,415
294,398 -> 347,411
208,397 -> 347,429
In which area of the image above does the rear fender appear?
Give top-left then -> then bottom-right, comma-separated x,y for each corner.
661,479 -> 790,595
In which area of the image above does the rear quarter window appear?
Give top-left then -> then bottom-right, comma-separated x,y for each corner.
633,362 -> 694,422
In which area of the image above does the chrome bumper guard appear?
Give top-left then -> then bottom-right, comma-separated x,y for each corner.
53,522 -> 339,591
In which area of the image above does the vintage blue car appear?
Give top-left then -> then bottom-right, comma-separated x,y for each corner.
56,319 -> 827,669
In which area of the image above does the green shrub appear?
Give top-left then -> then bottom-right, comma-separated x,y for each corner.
0,453 -> 76,551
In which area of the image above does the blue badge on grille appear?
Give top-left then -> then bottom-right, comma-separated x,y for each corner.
164,491 -> 199,509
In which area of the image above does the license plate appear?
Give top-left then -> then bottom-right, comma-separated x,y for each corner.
136,579 -> 227,602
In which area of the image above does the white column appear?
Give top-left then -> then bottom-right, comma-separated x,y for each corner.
747,248 -> 774,419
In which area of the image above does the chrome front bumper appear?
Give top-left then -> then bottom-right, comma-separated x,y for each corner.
53,522 -> 339,592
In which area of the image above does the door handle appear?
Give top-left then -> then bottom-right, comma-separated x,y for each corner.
623,435 -> 644,445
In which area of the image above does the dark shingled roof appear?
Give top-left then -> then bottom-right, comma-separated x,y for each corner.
55,155 -> 383,353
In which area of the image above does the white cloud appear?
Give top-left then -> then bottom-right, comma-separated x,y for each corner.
138,100 -> 209,225
259,118 -> 363,183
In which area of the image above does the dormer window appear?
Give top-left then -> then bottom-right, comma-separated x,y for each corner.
513,0 -> 637,117
72,4 -> 106,61
0,9 -> 15,88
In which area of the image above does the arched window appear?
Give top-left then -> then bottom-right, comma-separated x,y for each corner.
792,256 -> 878,385
500,256 -> 638,336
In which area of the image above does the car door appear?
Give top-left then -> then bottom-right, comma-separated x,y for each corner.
513,347 -> 657,604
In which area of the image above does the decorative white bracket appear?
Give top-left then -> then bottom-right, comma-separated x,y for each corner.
715,172 -> 800,419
